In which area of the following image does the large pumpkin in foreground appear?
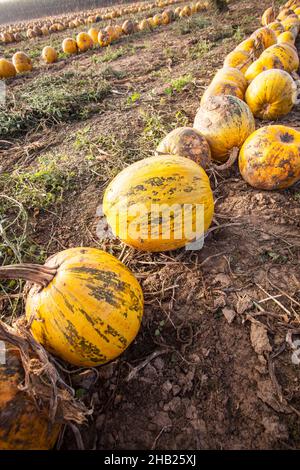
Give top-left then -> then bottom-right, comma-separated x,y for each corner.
0,341 -> 60,449
103,155 -> 214,252
239,125 -> 300,190
194,95 -> 255,162
0,248 -> 143,366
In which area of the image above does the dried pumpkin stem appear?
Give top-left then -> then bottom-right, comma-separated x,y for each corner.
0,264 -> 57,287
215,146 -> 239,171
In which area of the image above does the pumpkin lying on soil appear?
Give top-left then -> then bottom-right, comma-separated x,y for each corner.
245,69 -> 297,120
0,248 -> 143,367
62,37 -> 78,54
41,46 -> 58,64
88,27 -> 99,44
234,37 -> 264,60
0,339 -> 61,450
239,125 -> 300,189
103,155 -> 214,252
12,52 -> 32,73
200,77 -> 245,104
76,32 -> 93,52
193,95 -> 255,163
0,58 -> 16,78
156,127 -> 211,169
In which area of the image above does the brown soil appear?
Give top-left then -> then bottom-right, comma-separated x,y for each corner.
1,0 -> 300,450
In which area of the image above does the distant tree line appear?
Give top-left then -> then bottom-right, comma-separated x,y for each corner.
0,0 -> 139,24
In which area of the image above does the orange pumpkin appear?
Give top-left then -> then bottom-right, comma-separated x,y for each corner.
239,125 -> 300,189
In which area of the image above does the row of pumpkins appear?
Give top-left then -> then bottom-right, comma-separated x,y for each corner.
0,0 -> 201,44
0,2 -> 207,78
1,0 -> 300,450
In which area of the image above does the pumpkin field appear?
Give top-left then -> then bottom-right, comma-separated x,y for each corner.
0,0 -> 300,451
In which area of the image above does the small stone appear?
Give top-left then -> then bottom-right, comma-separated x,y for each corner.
222,307 -> 236,324
162,381 -> 173,393
172,385 -> 181,396
154,357 -> 165,371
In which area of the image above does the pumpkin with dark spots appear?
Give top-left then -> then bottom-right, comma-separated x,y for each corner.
156,127 -> 211,169
0,341 -> 61,449
194,95 -> 255,163
245,69 -> 297,120
0,248 -> 143,367
103,155 -> 214,252
239,125 -> 300,190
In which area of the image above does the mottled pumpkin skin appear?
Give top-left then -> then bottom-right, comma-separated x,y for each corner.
223,49 -> 252,74
103,155 -> 214,252
239,125 -> 300,190
251,27 -> 277,49
156,127 -> 211,169
200,79 -> 244,105
262,7 -> 276,26
267,21 -> 285,37
235,37 -> 264,59
193,95 -> 255,163
245,43 -> 299,81
212,67 -> 248,93
0,342 -> 60,450
26,248 -> 144,367
277,30 -> 296,44
76,32 -> 92,52
245,69 -> 297,120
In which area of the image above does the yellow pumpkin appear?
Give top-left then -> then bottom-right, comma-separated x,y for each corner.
201,78 -> 245,105
234,37 -> 264,59
212,67 -> 248,93
41,46 -> 58,64
193,95 -> 255,163
294,6 -> 300,16
277,30 -> 295,44
139,18 -> 151,31
0,248 -> 143,367
0,58 -> 16,79
103,155 -> 214,252
251,27 -> 277,49
88,27 -> 99,44
12,52 -> 32,73
245,69 -> 297,120
76,32 -> 92,52
161,9 -> 174,24
62,37 -> 78,54
239,125 -> 300,189
174,6 -> 182,16
281,16 -> 300,37
0,339 -> 61,449
245,43 -> 299,81
223,49 -> 253,74
181,5 -> 192,16
262,6 -> 276,25
156,127 -> 211,169
267,21 -> 285,37
277,7 -> 295,20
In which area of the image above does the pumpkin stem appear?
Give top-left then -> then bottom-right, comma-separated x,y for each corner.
0,264 -> 57,287
215,147 -> 239,171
